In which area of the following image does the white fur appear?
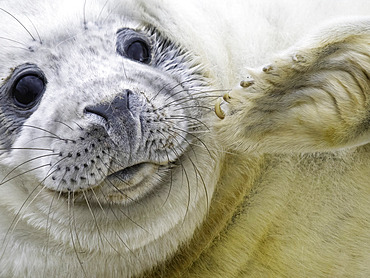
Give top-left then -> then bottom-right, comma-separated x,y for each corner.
1,0 -> 370,277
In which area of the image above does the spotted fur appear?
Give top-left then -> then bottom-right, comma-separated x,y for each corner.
1,0 -> 370,277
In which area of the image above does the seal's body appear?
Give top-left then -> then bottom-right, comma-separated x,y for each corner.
1,0 -> 370,277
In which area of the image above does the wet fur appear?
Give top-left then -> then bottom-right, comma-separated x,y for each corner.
1,0 -> 370,277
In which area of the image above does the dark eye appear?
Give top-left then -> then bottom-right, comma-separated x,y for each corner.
116,28 -> 151,64
126,41 -> 150,63
12,75 -> 45,108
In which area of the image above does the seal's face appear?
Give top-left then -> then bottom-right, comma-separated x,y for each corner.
2,18 -> 208,203
0,1 -> 220,275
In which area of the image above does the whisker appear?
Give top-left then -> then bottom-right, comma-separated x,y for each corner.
101,5 -> 117,25
72,121 -> 84,131
21,124 -> 64,140
97,190 -> 138,254
169,146 -> 190,223
155,134 -> 175,207
43,174 -> 68,278
1,153 -> 58,184
0,8 -> 36,41
82,190 -> 122,256
103,180 -> 150,232
158,88 -> 228,111
191,88 -> 231,95
170,135 -> 209,212
67,192 -> 88,277
29,135 -> 64,143
166,115 -> 210,130
0,36 -> 29,47
97,0 -> 110,21
89,188 -> 123,256
1,45 -> 31,51
100,151 -> 127,171
0,147 -> 54,152
162,80 -> 200,102
173,105 -> 213,112
96,162 -> 143,206
158,95 -> 217,112
0,164 -> 51,186
92,159 -> 149,232
152,80 -> 189,103
54,120 -> 75,131
42,156 -> 72,186
82,190 -> 104,245
183,152 -> 209,214
70,190 -> 84,251
25,15 -> 42,44
0,169 -> 57,262
160,129 -> 197,160
172,126 -> 213,158
83,0 -> 88,30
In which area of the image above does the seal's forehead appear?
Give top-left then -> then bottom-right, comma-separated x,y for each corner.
0,0 -> 209,59
0,0 -> 142,72
0,0 -> 223,50
0,0 -> 229,85
0,0 -> 139,36
0,0 -> 200,55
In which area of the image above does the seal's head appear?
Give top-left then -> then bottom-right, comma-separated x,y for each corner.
5,26 -> 207,201
0,0 -> 222,276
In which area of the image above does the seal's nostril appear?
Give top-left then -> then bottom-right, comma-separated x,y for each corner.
84,105 -> 110,123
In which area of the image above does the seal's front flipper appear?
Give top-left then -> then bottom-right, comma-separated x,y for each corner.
215,18 -> 370,153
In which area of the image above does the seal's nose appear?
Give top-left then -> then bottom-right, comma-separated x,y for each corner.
84,89 -> 134,126
83,89 -> 144,148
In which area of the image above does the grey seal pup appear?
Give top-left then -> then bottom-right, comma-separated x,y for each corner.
1,0 -> 370,277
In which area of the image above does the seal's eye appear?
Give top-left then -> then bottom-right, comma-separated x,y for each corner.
126,41 -> 150,63
116,28 -> 151,64
12,75 -> 45,108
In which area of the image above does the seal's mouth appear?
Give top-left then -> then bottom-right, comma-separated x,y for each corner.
106,162 -> 158,189
108,163 -> 145,180
102,162 -> 161,202
62,162 -> 161,205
